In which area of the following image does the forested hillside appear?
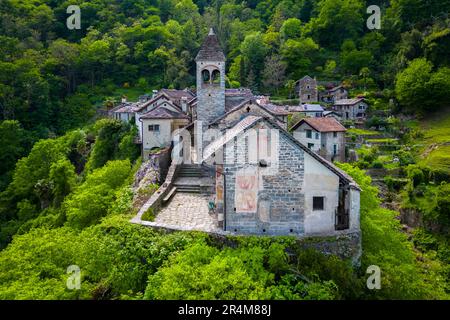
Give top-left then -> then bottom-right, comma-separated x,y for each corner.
0,0 -> 449,300
1,0 -> 450,187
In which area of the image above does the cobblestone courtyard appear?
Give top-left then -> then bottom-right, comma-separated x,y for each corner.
154,193 -> 220,232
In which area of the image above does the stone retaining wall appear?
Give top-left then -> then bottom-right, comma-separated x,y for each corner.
132,159 -> 181,223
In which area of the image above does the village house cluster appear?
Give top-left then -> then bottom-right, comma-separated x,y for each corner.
110,29 -> 363,241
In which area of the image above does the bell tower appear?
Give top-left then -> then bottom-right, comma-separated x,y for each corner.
195,28 -> 226,125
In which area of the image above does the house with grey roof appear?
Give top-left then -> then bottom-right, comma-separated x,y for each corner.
296,75 -> 318,103
319,85 -> 348,104
332,98 -> 368,120
291,103 -> 325,117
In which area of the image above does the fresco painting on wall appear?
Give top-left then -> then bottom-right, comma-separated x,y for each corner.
235,167 -> 258,213
215,165 -> 224,205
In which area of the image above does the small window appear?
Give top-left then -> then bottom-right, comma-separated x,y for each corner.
308,143 -> 314,149
315,132 -> 319,139
313,196 -> 324,211
306,129 -> 312,138
333,144 -> 337,155
307,94 -> 311,99
333,132 -> 337,138
148,124 -> 160,132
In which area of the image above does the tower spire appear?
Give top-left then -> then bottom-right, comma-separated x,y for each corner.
195,28 -> 225,62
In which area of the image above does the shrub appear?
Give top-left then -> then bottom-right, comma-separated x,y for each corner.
141,208 -> 155,222
65,160 -> 132,229
371,160 -> 384,169
406,165 -> 426,188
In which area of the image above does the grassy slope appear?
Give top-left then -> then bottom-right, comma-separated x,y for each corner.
418,108 -> 450,173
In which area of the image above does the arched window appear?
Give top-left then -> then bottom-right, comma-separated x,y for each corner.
211,69 -> 221,85
202,69 -> 210,84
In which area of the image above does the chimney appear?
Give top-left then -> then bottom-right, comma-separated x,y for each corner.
121,96 -> 127,103
152,90 -> 158,98
181,96 -> 188,113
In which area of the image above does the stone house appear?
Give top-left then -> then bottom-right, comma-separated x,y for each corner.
139,105 -> 189,159
110,102 -> 139,122
291,117 -> 347,162
296,75 -> 318,103
332,98 -> 368,121
323,110 -> 343,121
319,85 -> 348,104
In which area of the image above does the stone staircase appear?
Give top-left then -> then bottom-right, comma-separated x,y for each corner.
178,164 -> 203,178
173,164 -> 204,193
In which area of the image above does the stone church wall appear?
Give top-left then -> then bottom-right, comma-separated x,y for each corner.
224,125 -> 306,235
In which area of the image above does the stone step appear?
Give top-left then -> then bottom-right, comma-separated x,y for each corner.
175,186 -> 201,193
179,168 -> 202,172
179,169 -> 202,173
179,173 -> 202,177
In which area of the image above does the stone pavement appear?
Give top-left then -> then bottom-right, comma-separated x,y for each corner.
154,192 -> 220,232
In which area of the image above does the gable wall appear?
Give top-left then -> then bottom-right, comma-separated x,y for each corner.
217,103 -> 286,130
224,124 -> 306,235
292,123 -> 321,152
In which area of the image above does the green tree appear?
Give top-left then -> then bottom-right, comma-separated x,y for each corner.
395,58 -> 450,112
65,160 -> 132,229
49,159 -> 76,207
281,38 -> 319,79
0,121 -> 30,190
280,18 -> 302,40
240,32 -> 269,89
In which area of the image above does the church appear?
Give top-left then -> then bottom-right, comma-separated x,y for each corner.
128,28 -> 361,240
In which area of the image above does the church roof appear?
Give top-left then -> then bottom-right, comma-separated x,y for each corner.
225,88 -> 254,111
208,99 -> 287,126
195,28 -> 225,62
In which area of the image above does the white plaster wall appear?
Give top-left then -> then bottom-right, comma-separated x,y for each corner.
141,119 -> 172,151
118,112 -> 132,122
135,114 -> 143,141
323,132 -> 343,157
292,123 -> 321,152
349,188 -> 360,231
303,152 -> 340,235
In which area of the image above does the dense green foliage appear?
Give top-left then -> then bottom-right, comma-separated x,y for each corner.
0,119 -> 140,248
338,163 -> 448,299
